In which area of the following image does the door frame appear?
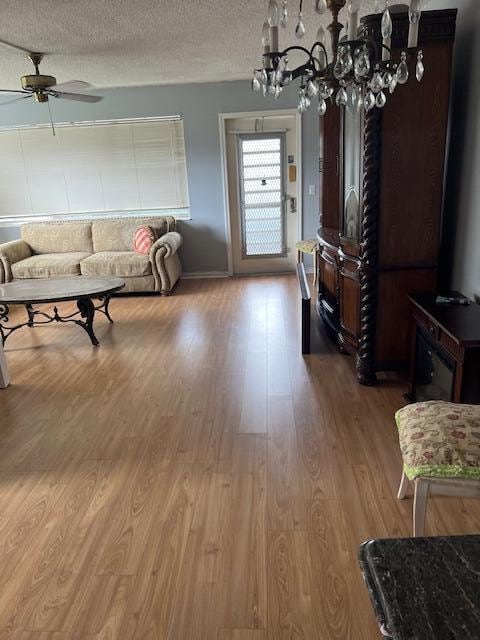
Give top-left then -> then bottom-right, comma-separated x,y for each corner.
219,109 -> 303,276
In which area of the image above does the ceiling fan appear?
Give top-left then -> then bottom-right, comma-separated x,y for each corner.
0,52 -> 103,107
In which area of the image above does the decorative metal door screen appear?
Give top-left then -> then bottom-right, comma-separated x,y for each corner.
237,133 -> 286,258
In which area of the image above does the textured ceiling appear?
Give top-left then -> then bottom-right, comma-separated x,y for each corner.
0,0 -> 385,90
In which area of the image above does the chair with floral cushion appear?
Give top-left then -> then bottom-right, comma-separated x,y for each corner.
396,401 -> 480,536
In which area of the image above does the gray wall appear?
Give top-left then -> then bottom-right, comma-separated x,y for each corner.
430,0 -> 480,299
0,81 -> 319,274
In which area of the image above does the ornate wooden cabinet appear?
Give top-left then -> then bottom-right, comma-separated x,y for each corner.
316,7 -> 457,384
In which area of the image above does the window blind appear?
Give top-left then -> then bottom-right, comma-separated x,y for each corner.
0,116 -> 190,222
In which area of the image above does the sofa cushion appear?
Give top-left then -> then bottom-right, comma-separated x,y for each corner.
21,222 -> 93,254
11,252 -> 91,279
91,216 -> 175,252
80,251 -> 152,278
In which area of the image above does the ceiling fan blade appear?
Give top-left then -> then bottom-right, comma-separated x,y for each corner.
0,94 -> 33,107
0,89 -> 30,94
51,80 -> 92,92
52,91 -> 102,103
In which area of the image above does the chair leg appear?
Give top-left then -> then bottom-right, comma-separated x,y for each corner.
413,478 -> 430,537
397,471 -> 409,499
313,250 -> 318,286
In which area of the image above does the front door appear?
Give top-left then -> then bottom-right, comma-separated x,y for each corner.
225,115 -> 298,274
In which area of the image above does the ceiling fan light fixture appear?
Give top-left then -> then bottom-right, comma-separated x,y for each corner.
21,73 -> 56,91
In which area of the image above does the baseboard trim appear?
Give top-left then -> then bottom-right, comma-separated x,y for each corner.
231,270 -> 295,276
182,268 -> 313,279
182,271 -> 229,279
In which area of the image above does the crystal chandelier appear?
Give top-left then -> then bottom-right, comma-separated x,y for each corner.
252,0 -> 426,114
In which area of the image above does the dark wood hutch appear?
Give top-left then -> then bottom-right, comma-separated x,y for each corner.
316,7 -> 457,385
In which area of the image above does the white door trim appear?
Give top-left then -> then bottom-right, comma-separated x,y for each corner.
219,109 -> 303,276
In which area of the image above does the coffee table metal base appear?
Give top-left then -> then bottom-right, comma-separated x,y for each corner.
0,295 -> 113,347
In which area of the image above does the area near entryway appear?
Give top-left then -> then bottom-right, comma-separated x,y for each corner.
221,111 -> 302,275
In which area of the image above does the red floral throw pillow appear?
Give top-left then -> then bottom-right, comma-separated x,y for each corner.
134,225 -> 156,255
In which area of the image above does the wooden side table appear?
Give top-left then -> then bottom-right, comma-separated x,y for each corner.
408,293 -> 480,403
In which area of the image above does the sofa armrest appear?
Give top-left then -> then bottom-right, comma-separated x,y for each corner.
149,231 -> 183,259
149,231 -> 183,293
0,240 -> 32,283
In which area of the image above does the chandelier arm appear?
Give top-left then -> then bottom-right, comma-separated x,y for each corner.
310,41 -> 330,68
264,45 -> 314,71
340,37 -> 380,61
360,37 -> 381,67
291,64 -> 313,81
379,42 -> 392,59
281,45 -> 313,58
310,55 -> 324,72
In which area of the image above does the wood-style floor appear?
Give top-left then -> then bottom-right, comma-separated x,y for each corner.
0,275 -> 479,639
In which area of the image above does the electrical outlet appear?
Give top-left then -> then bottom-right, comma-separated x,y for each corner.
308,184 -> 316,196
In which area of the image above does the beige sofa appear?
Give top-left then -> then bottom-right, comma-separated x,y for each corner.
0,216 -> 182,294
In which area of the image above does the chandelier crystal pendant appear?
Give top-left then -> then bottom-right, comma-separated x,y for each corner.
252,0 -> 427,115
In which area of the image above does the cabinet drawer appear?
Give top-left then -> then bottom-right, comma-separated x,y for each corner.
339,253 -> 360,280
321,246 -> 337,266
413,309 -> 439,341
340,272 -> 360,341
319,249 -> 338,303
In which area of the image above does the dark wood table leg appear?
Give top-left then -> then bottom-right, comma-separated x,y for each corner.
102,295 -> 114,323
94,295 -> 114,323
0,304 -> 11,345
0,304 -> 9,346
26,304 -> 35,327
76,298 -> 99,346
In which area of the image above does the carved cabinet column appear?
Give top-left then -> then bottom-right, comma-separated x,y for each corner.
356,108 -> 381,385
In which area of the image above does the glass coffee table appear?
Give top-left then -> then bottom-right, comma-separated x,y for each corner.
0,277 -> 125,347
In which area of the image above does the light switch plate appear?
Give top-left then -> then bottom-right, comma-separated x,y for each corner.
308,184 -> 316,195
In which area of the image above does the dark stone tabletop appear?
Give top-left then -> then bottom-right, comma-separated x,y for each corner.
358,535 -> 480,639
0,276 -> 125,304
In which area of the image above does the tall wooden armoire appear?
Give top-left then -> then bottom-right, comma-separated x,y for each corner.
316,7 -> 457,385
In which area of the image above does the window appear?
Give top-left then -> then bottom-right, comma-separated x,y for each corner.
0,116 -> 190,224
